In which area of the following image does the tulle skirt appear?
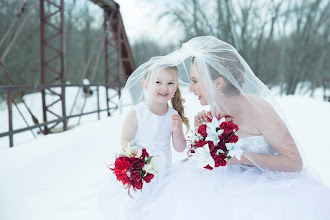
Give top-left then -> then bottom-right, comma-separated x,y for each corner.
99,159 -> 330,220
140,159 -> 330,220
98,168 -> 162,220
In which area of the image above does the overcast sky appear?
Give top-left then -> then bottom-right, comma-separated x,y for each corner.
85,0 -> 183,46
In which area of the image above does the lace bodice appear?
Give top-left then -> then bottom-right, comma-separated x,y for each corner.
236,136 -> 278,155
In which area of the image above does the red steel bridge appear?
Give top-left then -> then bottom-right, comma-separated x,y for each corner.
0,0 -> 136,147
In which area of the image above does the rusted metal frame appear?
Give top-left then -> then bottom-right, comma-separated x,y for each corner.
109,96 -> 119,105
46,88 -> 61,96
48,121 -> 61,131
0,0 -> 29,48
0,83 -> 112,92
45,64 -> 61,75
46,108 -> 61,118
89,0 -> 119,11
44,9 -> 60,20
0,107 -> 111,139
59,0 -> 67,131
44,20 -> 61,32
1,0 -> 35,61
44,0 -> 60,8
0,59 -> 16,86
104,12 -> 110,116
0,59 -> 41,134
11,96 -> 38,138
7,91 -> 13,147
118,12 -> 136,76
40,0 -> 48,134
45,42 -> 62,55
109,55 -> 117,62
40,0 -> 66,134
46,54 -> 60,64
46,97 -> 61,108
45,31 -> 61,43
46,76 -> 61,85
106,11 -> 122,114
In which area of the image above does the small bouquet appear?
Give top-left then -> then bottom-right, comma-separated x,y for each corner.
108,142 -> 157,194
188,115 -> 242,170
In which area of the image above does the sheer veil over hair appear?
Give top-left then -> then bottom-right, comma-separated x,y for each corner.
120,36 -> 305,178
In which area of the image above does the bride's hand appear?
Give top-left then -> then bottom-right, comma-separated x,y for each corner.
194,110 -> 212,127
226,156 -> 241,165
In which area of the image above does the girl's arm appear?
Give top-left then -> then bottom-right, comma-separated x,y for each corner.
121,108 -> 137,149
172,114 -> 186,152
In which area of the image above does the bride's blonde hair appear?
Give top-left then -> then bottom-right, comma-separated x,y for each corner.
192,47 -> 245,96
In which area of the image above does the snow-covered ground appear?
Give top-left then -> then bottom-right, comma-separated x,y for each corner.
0,86 -> 330,220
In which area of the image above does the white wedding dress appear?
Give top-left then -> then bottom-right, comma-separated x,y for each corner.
140,136 -> 330,220
99,102 -> 177,220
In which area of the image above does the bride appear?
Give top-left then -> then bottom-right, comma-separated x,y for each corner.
138,36 -> 330,219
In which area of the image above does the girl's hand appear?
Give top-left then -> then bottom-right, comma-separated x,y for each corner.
194,110 -> 212,128
172,114 -> 183,134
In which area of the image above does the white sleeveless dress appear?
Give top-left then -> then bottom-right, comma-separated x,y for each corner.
141,136 -> 330,220
99,102 -> 177,220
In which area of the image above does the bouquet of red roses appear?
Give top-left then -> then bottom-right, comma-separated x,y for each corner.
188,115 -> 242,170
108,142 -> 157,194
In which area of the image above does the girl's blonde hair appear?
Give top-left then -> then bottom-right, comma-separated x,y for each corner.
166,66 -> 190,132
171,86 -> 190,132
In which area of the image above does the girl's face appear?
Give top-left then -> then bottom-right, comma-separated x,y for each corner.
189,65 -> 208,105
148,69 -> 178,104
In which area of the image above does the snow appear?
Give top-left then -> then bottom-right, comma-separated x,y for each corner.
0,86 -> 330,220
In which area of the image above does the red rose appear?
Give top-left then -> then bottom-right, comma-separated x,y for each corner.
128,157 -> 137,163
114,157 -> 131,170
209,145 -> 217,156
204,165 -> 214,170
143,173 -> 154,183
131,159 -> 145,170
113,157 -> 131,179
195,140 -> 207,148
141,148 -> 149,158
207,141 -> 214,148
132,180 -> 143,190
220,121 -> 238,132
226,134 -> 238,143
218,143 -> 226,150
131,170 -> 142,181
214,154 -> 227,167
121,176 -> 130,185
197,124 -> 207,137
220,160 -> 227,166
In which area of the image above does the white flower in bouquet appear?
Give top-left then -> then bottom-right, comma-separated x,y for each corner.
205,117 -> 225,145
142,157 -> 158,175
195,145 -> 215,169
123,142 -> 142,158
226,142 -> 243,160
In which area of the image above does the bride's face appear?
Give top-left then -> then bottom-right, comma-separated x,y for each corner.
189,65 -> 208,105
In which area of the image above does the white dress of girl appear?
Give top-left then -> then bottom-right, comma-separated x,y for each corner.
142,135 -> 330,220
99,102 -> 177,220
